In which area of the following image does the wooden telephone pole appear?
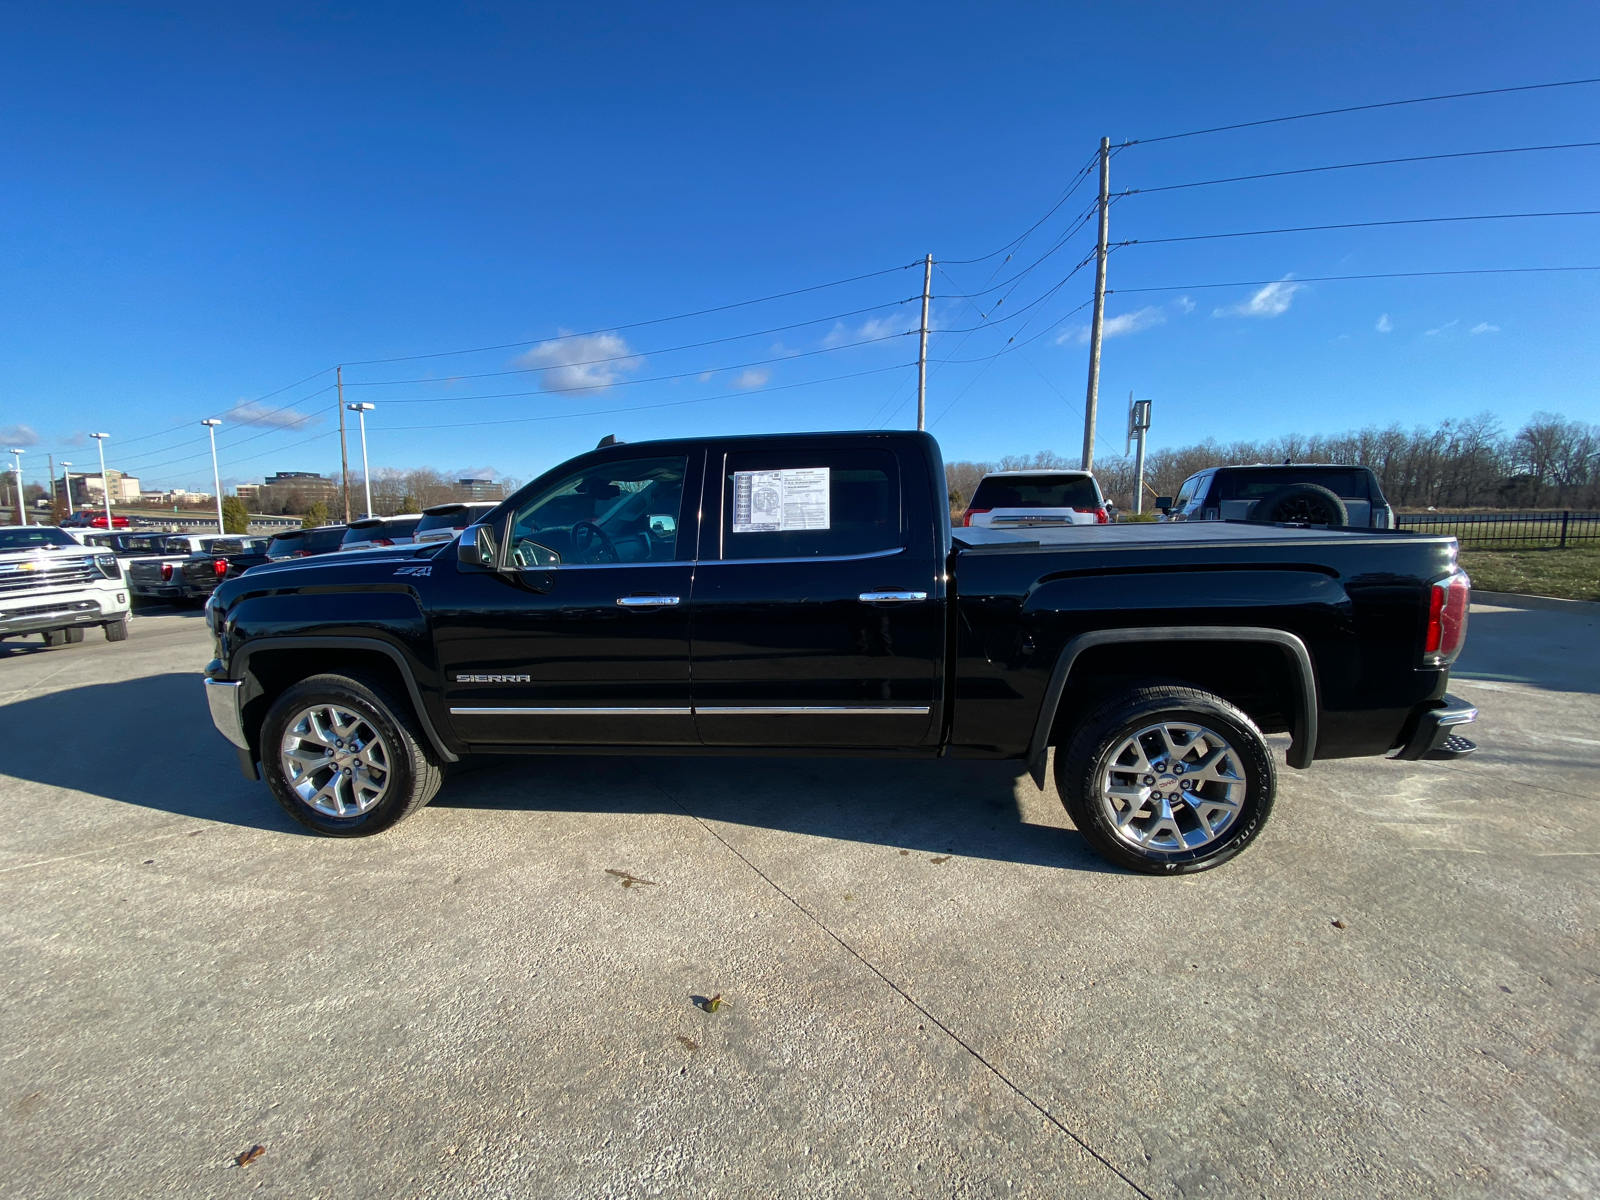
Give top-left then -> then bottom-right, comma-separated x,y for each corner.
916,254 -> 932,431
1081,137 -> 1111,472
337,366 -> 352,524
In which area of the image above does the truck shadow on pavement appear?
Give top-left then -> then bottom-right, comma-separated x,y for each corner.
0,673 -> 1113,873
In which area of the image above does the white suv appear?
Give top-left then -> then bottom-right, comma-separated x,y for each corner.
961,470 -> 1108,528
0,526 -> 132,646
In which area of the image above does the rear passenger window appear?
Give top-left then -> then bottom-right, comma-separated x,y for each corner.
720,448 -> 901,560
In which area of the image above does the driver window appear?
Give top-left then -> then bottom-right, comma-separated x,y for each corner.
506,456 -> 687,567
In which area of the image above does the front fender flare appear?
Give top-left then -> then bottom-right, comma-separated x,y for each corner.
1024,626 -> 1319,787
231,635 -> 459,763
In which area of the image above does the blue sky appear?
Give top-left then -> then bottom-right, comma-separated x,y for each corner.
1,2 -> 1596,494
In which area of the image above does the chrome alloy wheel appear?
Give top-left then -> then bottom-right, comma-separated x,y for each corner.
1097,720 -> 1247,853
279,704 -> 392,818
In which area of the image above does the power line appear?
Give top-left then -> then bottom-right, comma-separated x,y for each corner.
1110,265 -> 1600,294
371,332 -> 915,405
381,364 -> 914,433
341,261 -> 924,367
1124,141 -> 1600,195
343,299 -> 918,388
939,150 -> 1102,266
1127,209 -> 1600,247
1128,76 -> 1600,146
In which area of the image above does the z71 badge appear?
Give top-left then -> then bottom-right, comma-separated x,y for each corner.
393,565 -> 433,577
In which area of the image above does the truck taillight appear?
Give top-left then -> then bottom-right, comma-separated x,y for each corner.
373,538 -> 395,546
213,559 -> 229,577
1075,507 -> 1110,525
160,563 -> 174,582
963,509 -> 989,527
1424,571 -> 1470,666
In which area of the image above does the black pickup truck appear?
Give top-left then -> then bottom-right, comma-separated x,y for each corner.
202,431 -> 1476,874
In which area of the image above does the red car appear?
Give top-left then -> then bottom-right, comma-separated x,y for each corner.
65,512 -> 131,529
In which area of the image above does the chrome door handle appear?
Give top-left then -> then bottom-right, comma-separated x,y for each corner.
859,590 -> 928,603
616,595 -> 681,607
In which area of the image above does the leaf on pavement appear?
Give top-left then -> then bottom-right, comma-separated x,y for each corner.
605,868 -> 657,889
234,1145 -> 265,1168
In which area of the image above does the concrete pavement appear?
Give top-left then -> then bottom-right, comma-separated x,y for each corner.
0,604 -> 1595,1198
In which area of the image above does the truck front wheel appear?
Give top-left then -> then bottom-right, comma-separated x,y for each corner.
261,672 -> 443,837
1055,686 -> 1275,874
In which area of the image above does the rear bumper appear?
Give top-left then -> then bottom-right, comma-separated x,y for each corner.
1392,692 -> 1478,760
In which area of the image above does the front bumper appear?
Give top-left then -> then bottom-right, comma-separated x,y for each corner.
205,677 -> 261,780
1392,692 -> 1479,760
0,590 -> 129,638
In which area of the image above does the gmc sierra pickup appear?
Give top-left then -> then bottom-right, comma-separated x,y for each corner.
202,431 -> 1477,874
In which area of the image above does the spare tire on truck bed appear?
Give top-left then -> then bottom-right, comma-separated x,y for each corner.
1248,483 -> 1348,527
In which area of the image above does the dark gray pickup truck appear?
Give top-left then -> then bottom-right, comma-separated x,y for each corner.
203,430 -> 1476,874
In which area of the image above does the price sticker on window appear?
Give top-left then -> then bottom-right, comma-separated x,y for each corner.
731,468 -> 830,532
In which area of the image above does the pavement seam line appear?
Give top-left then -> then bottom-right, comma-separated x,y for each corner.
637,769 -> 1156,1200
0,827 -> 203,875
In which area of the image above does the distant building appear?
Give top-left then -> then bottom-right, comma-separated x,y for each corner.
81,470 -> 141,504
456,477 -> 503,501
259,471 -> 339,514
233,483 -> 261,506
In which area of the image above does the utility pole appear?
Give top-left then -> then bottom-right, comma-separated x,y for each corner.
47,454 -> 54,521
202,418 -> 225,533
1081,136 -> 1111,472
1126,393 -> 1152,515
916,253 -> 932,431
337,365 -> 352,524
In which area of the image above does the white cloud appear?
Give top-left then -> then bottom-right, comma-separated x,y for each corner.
516,331 -> 641,394
825,314 -> 916,348
698,370 -> 715,383
1176,296 -> 1196,314
224,400 -> 323,429
733,369 -> 770,389
1424,319 -> 1459,337
1470,322 -> 1500,335
769,342 -> 800,357
1056,305 -> 1167,346
1214,278 -> 1303,318
1,424 -> 40,447
1375,313 -> 1392,333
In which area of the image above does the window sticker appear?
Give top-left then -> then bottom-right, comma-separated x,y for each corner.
731,468 -> 830,532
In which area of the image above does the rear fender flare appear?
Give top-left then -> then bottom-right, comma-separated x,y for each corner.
1025,626 -> 1318,787
231,636 -> 459,763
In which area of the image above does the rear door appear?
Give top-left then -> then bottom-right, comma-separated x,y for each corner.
690,440 -> 942,749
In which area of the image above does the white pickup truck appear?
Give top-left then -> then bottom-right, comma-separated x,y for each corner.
0,526 -> 132,646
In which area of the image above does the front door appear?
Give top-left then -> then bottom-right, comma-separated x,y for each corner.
690,441 -> 943,749
434,452 -> 700,747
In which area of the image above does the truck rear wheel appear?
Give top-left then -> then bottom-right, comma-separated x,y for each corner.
1055,686 -> 1275,874
261,672 -> 443,837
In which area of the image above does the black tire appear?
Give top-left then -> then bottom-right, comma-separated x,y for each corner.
1249,483 -> 1348,527
1055,686 -> 1276,875
260,672 -> 443,837
103,617 -> 130,642
63,627 -> 85,644
41,629 -> 69,647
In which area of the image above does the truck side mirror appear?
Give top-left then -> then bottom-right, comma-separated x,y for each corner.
1154,496 -> 1174,513
458,523 -> 498,568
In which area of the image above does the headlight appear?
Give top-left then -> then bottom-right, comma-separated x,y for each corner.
94,553 -> 120,579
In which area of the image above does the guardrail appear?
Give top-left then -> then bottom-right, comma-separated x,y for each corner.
1396,510 -> 1600,549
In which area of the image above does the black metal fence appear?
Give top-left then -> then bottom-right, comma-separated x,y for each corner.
1396,511 -> 1600,549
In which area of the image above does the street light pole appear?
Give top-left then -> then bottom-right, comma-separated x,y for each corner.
201,419 -> 224,533
348,403 -> 375,517
5,448 -> 24,526
60,462 -> 72,516
90,433 -> 113,530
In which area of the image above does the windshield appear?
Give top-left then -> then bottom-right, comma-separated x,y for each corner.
971,475 -> 1100,510
0,527 -> 79,551
342,516 -> 421,544
416,506 -> 491,534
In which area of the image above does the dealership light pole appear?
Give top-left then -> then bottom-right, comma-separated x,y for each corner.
6,448 -> 24,525
90,433 -> 113,530
60,462 -> 72,514
348,402 -> 375,518
201,418 -> 225,533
